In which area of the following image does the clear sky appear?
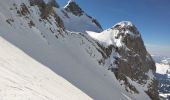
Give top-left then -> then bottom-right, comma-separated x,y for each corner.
57,0 -> 170,56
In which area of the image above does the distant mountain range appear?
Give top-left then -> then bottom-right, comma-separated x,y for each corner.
152,55 -> 170,99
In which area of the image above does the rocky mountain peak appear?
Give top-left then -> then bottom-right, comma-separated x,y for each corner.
87,20 -> 159,99
112,22 -> 159,100
68,0 -> 75,3
113,21 -> 140,36
30,0 -> 45,6
114,21 -> 133,28
64,0 -> 84,16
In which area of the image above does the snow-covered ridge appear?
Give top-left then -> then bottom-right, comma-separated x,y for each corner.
113,21 -> 133,28
87,21 -> 140,47
59,0 -> 103,33
65,0 -> 75,8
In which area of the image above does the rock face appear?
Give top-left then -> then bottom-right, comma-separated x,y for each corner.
64,0 -> 84,16
29,0 -> 64,30
113,22 -> 155,82
48,0 -> 60,8
29,0 -> 45,6
112,22 -> 159,100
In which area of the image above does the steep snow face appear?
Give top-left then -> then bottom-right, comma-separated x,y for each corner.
0,37 -> 92,100
56,1 -> 103,33
114,21 -> 133,28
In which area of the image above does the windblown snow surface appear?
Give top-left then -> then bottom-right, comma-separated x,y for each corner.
0,37 -> 91,100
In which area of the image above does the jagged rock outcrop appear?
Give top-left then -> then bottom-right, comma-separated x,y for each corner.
30,0 -> 45,6
112,22 -> 159,100
48,0 -> 60,8
64,0 -> 84,16
29,0 -> 64,30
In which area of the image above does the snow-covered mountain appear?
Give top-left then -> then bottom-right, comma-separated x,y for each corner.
152,55 -> 170,99
57,0 -> 103,33
0,0 -> 159,100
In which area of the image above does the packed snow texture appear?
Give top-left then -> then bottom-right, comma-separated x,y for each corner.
0,37 -> 91,100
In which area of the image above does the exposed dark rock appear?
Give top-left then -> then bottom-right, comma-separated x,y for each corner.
20,3 -> 30,16
146,79 -> 160,100
47,0 -> 60,8
113,24 -> 159,99
86,14 -> 103,29
29,0 -> 45,7
92,19 -> 103,30
64,1 -> 84,16
17,3 -> 30,16
29,0 -> 65,30
28,20 -> 35,28
116,24 -> 158,98
54,13 -> 65,30
113,24 -> 156,82
61,10 -> 70,18
6,18 -> 14,25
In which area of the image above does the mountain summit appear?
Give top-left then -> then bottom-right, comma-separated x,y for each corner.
0,0 -> 159,100
57,0 -> 103,32
64,0 -> 83,16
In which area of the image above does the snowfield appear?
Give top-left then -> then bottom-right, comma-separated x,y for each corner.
0,37 -> 92,100
156,63 -> 170,75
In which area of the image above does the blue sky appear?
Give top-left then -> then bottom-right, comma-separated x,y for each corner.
57,0 -> 170,56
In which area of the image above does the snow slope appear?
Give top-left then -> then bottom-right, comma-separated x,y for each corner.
0,37 -> 91,100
